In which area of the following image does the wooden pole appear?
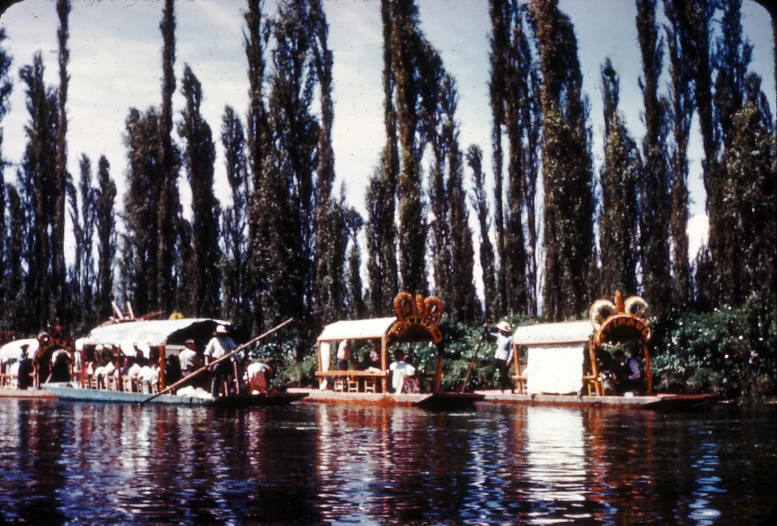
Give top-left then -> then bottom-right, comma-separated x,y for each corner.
644,342 -> 653,393
460,328 -> 488,393
139,318 -> 294,405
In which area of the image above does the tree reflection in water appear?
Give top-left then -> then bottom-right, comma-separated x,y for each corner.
0,400 -> 774,524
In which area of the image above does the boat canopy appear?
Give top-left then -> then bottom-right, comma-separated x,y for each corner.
76,318 -> 233,348
0,338 -> 39,363
513,320 -> 593,346
317,317 -> 397,342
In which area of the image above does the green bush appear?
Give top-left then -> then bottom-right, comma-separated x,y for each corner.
652,300 -> 777,401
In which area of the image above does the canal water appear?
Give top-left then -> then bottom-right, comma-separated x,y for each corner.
0,400 -> 775,525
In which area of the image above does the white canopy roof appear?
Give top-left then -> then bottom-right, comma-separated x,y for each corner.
76,318 -> 232,348
317,317 -> 396,342
0,338 -> 39,363
513,320 -> 593,346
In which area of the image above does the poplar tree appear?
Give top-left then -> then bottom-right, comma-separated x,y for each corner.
123,107 -> 161,316
599,60 -> 640,297
0,28 -> 11,318
157,0 -> 181,314
664,0 -> 694,307
489,0 -> 510,315
467,145 -> 497,319
310,0 -> 338,326
5,185 -> 24,328
531,0 -> 596,320
392,0 -> 429,295
244,0 -> 268,332
365,0 -> 399,316
221,106 -> 249,327
53,0 -> 70,322
69,154 -> 96,326
95,155 -> 116,321
20,53 -> 59,329
178,65 -> 220,316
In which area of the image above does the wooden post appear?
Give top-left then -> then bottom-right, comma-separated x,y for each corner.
513,343 -> 523,394
433,343 -> 444,393
380,337 -> 387,393
644,342 -> 653,393
158,345 -> 166,391
588,340 -> 602,396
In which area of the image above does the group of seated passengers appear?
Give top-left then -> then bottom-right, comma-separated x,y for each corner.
86,346 -> 161,392
595,348 -> 643,395
335,341 -> 420,394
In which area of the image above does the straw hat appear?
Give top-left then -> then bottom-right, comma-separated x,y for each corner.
496,321 -> 512,333
215,325 -> 228,335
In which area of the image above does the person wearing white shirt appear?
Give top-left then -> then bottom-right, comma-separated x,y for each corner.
246,361 -> 273,394
204,326 -> 237,397
389,353 -> 416,394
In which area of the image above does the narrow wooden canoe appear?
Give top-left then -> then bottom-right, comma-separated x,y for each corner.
288,388 -> 484,410
474,390 -> 715,411
42,383 -> 308,407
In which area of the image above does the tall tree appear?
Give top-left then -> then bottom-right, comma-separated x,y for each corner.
244,0 -> 268,332
220,105 -> 250,327
178,65 -> 220,316
599,60 -> 640,297
95,155 -> 115,321
488,0 -> 510,315
123,107 -> 161,316
635,0 -> 671,319
392,0 -> 430,295
531,0 -> 596,320
20,53 -> 59,329
156,0 -> 181,314
68,154 -> 96,327
0,28 -> 12,319
53,0 -> 71,322
310,0 -> 338,327
468,145 -> 498,319
664,0 -> 695,307
4,184 -> 25,327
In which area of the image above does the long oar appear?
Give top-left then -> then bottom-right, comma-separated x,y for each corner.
460,325 -> 489,394
140,318 -> 294,405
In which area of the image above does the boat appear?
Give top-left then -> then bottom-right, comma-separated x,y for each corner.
43,382 -> 308,407
301,292 -> 485,410
474,292 -> 715,411
41,316 -> 307,407
0,337 -> 56,399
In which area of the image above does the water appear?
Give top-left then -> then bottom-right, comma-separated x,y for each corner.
0,400 -> 775,525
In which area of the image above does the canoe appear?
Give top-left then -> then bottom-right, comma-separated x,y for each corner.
42,383 -> 308,407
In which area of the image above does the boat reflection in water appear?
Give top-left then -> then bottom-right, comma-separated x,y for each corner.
0,400 -> 773,524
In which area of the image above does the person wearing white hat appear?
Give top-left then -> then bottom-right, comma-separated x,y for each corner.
483,320 -> 515,393
204,325 -> 237,397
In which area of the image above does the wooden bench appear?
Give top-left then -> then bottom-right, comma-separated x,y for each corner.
315,371 -> 385,393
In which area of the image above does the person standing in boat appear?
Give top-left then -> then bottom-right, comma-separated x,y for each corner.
204,325 -> 237,397
484,320 -> 515,394
178,339 -> 202,386
389,353 -> 416,393
17,344 -> 33,390
336,340 -> 352,371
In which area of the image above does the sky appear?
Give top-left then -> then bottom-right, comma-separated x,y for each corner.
0,0 -> 775,279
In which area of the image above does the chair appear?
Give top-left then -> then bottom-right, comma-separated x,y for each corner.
334,377 -> 345,392
89,375 -> 98,390
363,377 -> 377,394
347,376 -> 359,393
122,377 -> 133,392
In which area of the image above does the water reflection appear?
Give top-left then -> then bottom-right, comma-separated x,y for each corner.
0,400 -> 775,524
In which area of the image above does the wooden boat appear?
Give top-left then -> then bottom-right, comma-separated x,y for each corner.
310,292 -> 484,410
43,382 -> 308,407
493,292 -> 715,412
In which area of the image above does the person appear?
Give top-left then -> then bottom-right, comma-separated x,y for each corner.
49,348 -> 71,383
165,354 -> 182,386
246,361 -> 273,394
138,361 -> 160,393
484,320 -> 515,393
179,339 -> 201,377
204,325 -> 237,397
389,352 -> 416,394
613,350 -> 641,395
336,340 -> 352,371
17,344 -> 33,390
357,351 -> 381,373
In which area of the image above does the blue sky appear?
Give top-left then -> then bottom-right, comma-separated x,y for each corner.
1,0 -> 774,271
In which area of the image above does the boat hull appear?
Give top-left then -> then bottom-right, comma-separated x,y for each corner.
0,387 -> 57,400
289,388 -> 484,409
474,390 -> 715,411
43,383 -> 308,407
